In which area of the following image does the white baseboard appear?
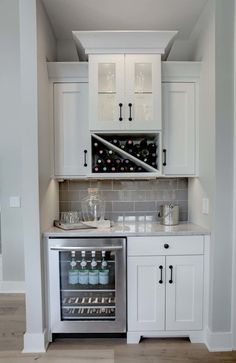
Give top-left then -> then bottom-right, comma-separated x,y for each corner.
205,327 -> 232,351
23,330 -> 48,353
0,280 -> 25,293
0,254 -> 2,281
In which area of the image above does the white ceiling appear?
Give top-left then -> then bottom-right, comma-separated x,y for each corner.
42,0 -> 208,41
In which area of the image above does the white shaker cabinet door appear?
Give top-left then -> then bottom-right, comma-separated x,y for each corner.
165,255 -> 203,331
128,256 -> 165,331
125,54 -> 162,131
163,82 -> 195,175
89,54 -> 125,131
54,83 -> 90,176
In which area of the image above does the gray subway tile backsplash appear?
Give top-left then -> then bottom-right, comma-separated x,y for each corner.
59,178 -> 188,222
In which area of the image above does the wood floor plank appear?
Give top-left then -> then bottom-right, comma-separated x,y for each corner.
1,294 -> 236,362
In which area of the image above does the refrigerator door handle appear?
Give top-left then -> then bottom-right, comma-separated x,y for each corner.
50,246 -> 123,252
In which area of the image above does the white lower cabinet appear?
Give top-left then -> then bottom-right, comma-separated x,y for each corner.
127,236 -> 204,343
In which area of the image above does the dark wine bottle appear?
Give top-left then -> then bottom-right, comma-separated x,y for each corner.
119,165 -> 126,172
105,158 -> 112,165
140,148 -> 149,158
93,141 -> 99,149
140,138 -> 148,149
128,165 -> 136,172
114,158 -> 122,165
98,149 -> 105,156
120,143 -> 125,150
137,166 -> 144,172
110,166 -> 116,172
108,149 -> 114,156
93,165 -> 100,172
102,165 -> 109,172
126,147 -> 133,155
112,138 -> 120,147
97,158 -> 103,164
148,142 -> 156,152
123,159 -> 130,166
125,139 -> 133,147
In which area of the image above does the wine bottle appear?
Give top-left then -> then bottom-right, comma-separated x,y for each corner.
119,165 -> 126,172
102,166 -> 109,172
125,139 -> 133,148
123,159 -> 130,166
148,142 -> 156,152
120,143 -> 125,150
110,166 -> 116,172
128,165 -> 136,172
126,147 -> 133,155
140,138 -> 147,149
98,149 -> 105,156
137,166 -> 144,172
93,165 -> 100,173
105,158 -> 112,165
114,158 -> 122,165
93,141 -> 99,149
97,158 -> 103,165
108,149 -> 114,156
140,148 -> 149,158
112,138 -> 120,147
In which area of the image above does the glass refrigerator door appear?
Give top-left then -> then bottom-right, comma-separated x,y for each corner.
59,250 -> 116,321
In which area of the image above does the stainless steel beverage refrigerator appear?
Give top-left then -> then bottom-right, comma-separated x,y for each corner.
46,237 -> 126,338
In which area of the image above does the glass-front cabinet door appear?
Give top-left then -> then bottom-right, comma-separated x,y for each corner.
125,54 -> 162,131
89,55 -> 125,131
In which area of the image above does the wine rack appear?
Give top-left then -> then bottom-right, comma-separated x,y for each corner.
91,133 -> 161,175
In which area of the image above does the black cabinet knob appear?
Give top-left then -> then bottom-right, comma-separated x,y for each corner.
164,243 -> 169,249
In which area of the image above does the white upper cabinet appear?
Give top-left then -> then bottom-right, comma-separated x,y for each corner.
163,82 -> 196,175
89,54 -> 162,131
54,83 -> 91,176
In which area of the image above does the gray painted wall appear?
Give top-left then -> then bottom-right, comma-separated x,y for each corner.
0,0 -> 25,282
188,0 -> 235,333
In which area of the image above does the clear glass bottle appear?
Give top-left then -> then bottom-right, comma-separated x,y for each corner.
89,251 -> 99,285
99,251 -> 109,285
78,251 -> 89,285
81,188 -> 105,224
68,251 -> 79,285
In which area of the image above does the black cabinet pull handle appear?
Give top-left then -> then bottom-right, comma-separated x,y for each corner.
159,265 -> 163,284
164,243 -> 169,249
119,103 -> 123,121
169,265 -> 173,284
84,150 -> 88,167
128,103 -> 132,121
163,149 -> 167,166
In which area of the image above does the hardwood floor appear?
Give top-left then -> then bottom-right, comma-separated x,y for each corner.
1,293 -> 236,362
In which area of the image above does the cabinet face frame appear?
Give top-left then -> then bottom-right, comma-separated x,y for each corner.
89,54 -> 162,132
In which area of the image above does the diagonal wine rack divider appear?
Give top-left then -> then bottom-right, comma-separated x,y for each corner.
92,133 -> 158,173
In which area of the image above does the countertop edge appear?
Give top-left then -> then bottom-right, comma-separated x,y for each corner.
43,223 -> 210,238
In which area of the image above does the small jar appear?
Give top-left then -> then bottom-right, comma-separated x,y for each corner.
78,269 -> 89,285
68,269 -> 79,285
99,269 -> 109,285
89,270 -> 99,285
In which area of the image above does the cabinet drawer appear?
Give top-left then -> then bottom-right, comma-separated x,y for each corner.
128,236 -> 204,256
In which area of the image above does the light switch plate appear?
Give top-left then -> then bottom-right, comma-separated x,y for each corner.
9,196 -> 21,208
202,198 -> 209,215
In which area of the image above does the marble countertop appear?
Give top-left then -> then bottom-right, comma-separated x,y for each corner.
44,222 -> 210,238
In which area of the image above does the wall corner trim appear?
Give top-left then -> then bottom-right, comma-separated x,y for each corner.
205,327 -> 232,352
22,330 -> 48,353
